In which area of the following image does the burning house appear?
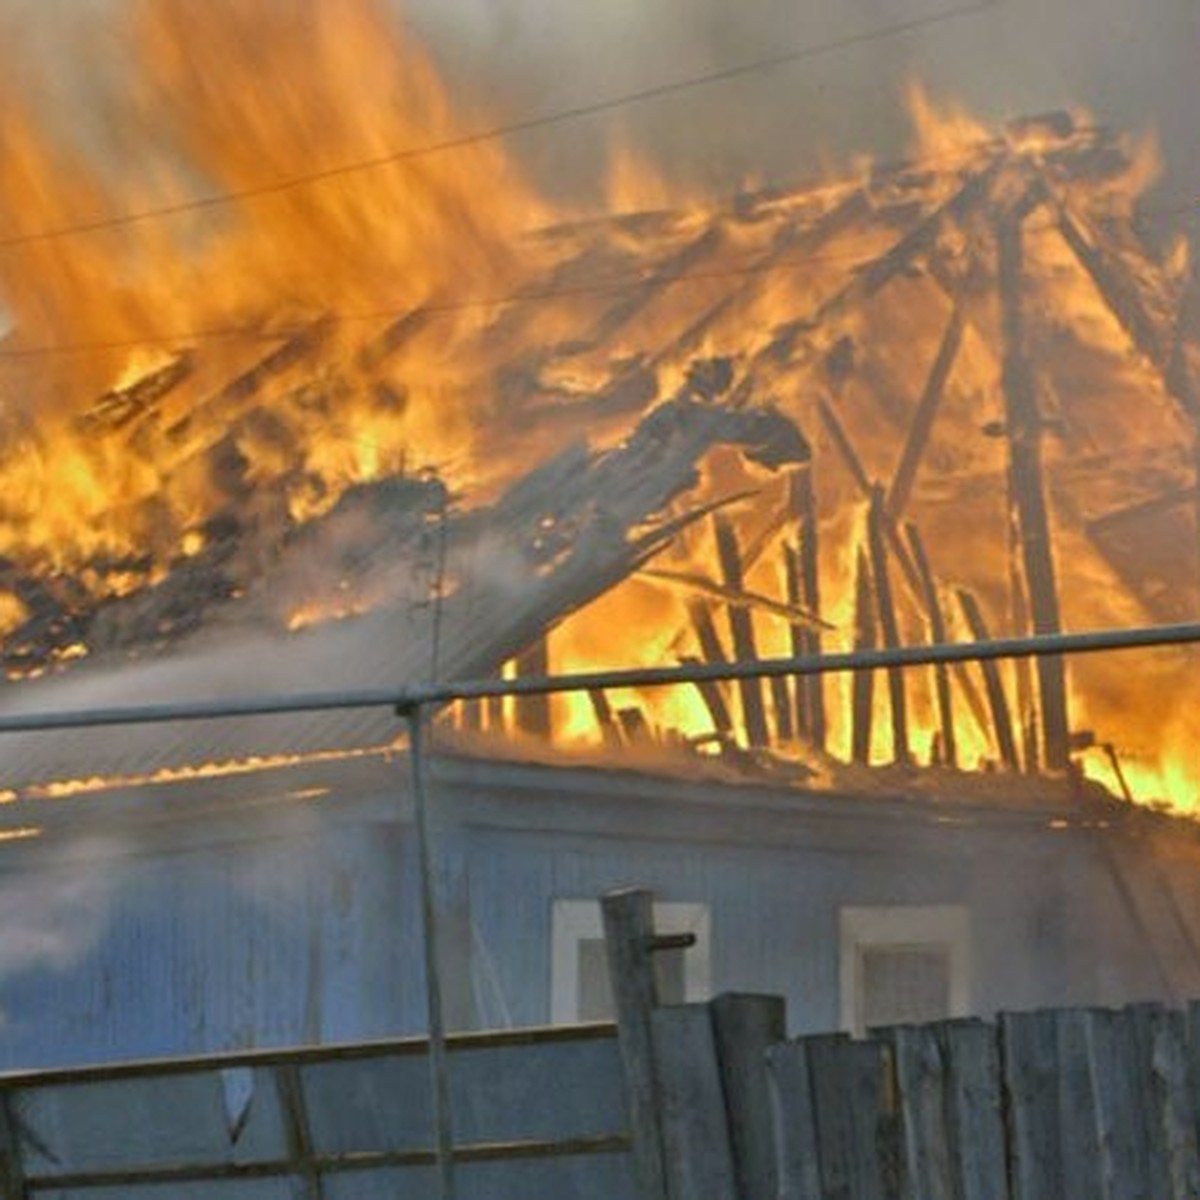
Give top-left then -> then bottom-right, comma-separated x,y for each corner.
0,0 -> 1198,1070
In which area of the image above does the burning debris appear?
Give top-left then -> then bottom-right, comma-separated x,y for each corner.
0,0 -> 1196,809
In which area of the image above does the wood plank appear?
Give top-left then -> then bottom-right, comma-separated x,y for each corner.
1052,1009 -> 1102,1200
942,1020 -> 1009,1200
806,1035 -> 895,1200
888,1024 -> 955,1200
996,206 -> 1070,770
1082,1007 -> 1145,1200
868,486 -> 911,765
714,516 -> 770,749
852,548 -> 877,765
514,636 -> 552,738
1000,1009 -> 1061,1200
955,590 -> 1019,770
601,889 -> 669,1200
651,1004 -> 739,1200
905,523 -> 957,768
887,302 -> 966,520
765,1042 -> 823,1200
711,994 -> 787,1200
1147,1007 -> 1200,1199
789,468 -> 826,749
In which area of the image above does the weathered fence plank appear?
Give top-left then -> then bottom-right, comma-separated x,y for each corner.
888,1024 -> 955,1200
942,1020 -> 1008,1200
1052,1009 -> 1102,1200
652,1004 -> 738,1200
765,1041 -> 823,1200
1083,1007 -> 1145,1199
807,1035 -> 896,1200
999,1010 -> 1061,1199
711,993 -> 786,1200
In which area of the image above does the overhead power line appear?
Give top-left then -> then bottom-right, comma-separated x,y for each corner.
0,0 -> 997,251
0,192 -> 1194,362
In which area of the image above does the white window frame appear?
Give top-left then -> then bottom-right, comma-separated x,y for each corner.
839,904 -> 971,1036
550,898 -> 711,1024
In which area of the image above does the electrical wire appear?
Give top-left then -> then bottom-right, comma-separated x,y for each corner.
0,0 -> 998,251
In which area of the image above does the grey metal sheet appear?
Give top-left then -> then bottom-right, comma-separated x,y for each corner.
40,1183 -> 297,1200
449,1035 -> 627,1144
300,1052 -> 433,1154
320,1151 -> 638,1200
15,1067 -> 288,1174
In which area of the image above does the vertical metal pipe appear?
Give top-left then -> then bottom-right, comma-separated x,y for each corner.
406,707 -> 456,1200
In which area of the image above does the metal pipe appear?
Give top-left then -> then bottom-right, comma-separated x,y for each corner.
0,622 -> 1196,734
407,708 -> 457,1200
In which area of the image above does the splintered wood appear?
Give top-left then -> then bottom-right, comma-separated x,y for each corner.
0,110 -> 1195,794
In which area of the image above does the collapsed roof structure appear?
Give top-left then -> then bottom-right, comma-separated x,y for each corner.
0,104 -> 1195,809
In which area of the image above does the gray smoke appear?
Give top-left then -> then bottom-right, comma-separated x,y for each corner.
403,0 -> 1199,219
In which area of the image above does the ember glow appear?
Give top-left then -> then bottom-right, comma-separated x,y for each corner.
0,1 -> 1197,811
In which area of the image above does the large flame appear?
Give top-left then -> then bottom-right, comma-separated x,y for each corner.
0,5 -> 1196,813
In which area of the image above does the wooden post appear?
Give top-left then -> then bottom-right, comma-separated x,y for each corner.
514,636 -> 552,738
601,889 -> 669,1200
788,467 -> 826,750
996,206 -> 1070,771
714,516 -> 770,749
589,689 -> 625,749
956,590 -> 1020,770
868,486 -> 910,765
711,994 -> 787,1200
905,523 -> 957,768
852,547 -> 877,765
887,302 -> 965,521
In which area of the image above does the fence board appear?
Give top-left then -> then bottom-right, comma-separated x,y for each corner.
1146,1007 -> 1200,1199
999,1011 -> 1061,1200
942,1020 -> 1008,1200
651,1004 -> 738,1200
807,1035 -> 895,1200
1082,1007 -> 1145,1200
888,1024 -> 955,1200
711,994 -> 786,1200
1051,1009 -> 1102,1200
765,1042 -> 822,1200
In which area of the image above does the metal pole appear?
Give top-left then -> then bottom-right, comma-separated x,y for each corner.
0,621 -> 1197,732
405,705 -> 456,1200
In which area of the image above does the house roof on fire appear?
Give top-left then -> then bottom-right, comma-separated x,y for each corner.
0,110 -> 1195,806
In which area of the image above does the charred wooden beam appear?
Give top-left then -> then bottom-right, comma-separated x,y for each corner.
588,689 -> 625,750
819,395 -> 992,740
956,589 -> 1020,771
680,655 -> 735,747
868,486 -> 910,764
887,302 -> 965,519
790,468 -> 827,750
851,547 -> 877,766
514,636 -> 552,738
905,523 -> 957,769
997,204 -> 1070,771
713,516 -> 770,749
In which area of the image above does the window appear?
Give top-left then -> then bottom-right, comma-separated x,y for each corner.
550,899 -> 711,1024
839,905 -> 970,1035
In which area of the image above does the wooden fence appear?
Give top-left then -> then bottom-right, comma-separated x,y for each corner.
601,888 -> 1200,1200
